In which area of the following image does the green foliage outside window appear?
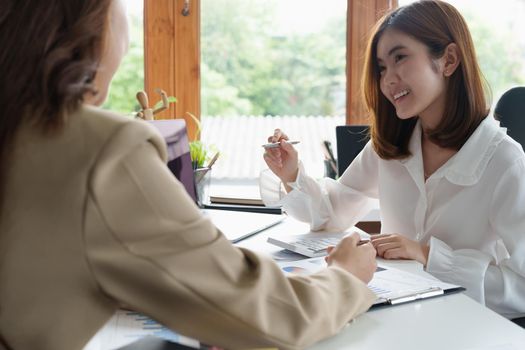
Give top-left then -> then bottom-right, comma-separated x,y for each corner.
201,0 -> 347,117
462,9 -> 525,103
103,15 -> 144,115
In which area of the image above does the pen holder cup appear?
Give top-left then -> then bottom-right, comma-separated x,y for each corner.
194,167 -> 211,207
324,159 -> 337,179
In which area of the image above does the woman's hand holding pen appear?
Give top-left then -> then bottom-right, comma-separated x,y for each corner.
370,234 -> 430,266
263,129 -> 299,191
325,233 -> 377,284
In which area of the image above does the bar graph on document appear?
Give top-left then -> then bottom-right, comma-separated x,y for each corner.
83,310 -> 201,350
368,284 -> 391,295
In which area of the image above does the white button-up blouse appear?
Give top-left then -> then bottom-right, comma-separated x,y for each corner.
268,116 -> 525,318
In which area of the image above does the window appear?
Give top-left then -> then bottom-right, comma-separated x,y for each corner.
104,0 -> 144,115
201,0 -> 347,118
200,0 -> 347,182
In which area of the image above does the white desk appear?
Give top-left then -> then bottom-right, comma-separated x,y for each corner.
89,216 -> 524,350
237,218 -> 525,350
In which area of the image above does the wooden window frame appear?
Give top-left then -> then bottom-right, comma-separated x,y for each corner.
347,0 -> 397,124
144,0 -> 200,139
144,0 -> 397,139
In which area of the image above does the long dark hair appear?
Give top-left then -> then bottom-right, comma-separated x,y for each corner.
362,0 -> 489,159
0,0 -> 112,213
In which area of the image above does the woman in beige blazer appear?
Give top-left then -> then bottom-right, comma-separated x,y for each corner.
0,1 -> 377,349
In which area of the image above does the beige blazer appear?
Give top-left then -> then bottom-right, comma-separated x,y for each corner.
0,106 -> 375,350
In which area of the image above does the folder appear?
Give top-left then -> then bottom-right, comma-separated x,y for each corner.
201,208 -> 285,243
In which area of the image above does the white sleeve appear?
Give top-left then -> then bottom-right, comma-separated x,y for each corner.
426,159 -> 525,317
278,141 -> 380,232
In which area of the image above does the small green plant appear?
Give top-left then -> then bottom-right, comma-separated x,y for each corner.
190,140 -> 208,168
186,111 -> 218,169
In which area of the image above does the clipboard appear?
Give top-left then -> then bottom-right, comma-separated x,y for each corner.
370,285 -> 466,309
368,265 -> 466,310
276,259 -> 466,309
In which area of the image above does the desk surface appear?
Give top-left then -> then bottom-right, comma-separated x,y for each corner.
89,216 -> 524,350
237,218 -> 525,350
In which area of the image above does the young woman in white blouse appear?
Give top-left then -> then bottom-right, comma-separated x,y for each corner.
263,0 -> 525,319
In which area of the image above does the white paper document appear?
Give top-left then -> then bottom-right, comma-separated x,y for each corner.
83,310 -> 200,350
276,258 -> 463,306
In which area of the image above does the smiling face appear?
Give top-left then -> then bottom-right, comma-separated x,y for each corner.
377,29 -> 447,129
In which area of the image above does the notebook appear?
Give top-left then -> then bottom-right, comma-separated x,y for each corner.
209,183 -> 265,205
210,195 -> 264,206
202,209 -> 285,243
267,227 -> 370,257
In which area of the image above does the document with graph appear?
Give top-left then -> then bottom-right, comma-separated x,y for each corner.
83,310 -> 201,350
276,258 -> 465,308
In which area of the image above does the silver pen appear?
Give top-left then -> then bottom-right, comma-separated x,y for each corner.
261,141 -> 300,149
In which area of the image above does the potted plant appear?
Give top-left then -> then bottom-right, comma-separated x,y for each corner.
187,113 -> 220,205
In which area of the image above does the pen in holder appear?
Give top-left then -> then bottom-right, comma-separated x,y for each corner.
194,167 -> 211,207
324,159 -> 337,179
321,140 -> 338,179
192,151 -> 219,207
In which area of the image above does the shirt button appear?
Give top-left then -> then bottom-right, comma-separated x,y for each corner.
416,233 -> 422,240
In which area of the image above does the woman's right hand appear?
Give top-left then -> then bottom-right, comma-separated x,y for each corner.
325,233 -> 377,284
263,129 -> 299,185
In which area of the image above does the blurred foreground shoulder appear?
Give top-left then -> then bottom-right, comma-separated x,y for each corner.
72,105 -> 167,162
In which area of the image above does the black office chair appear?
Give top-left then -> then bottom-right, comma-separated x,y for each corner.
512,317 -> 525,328
495,87 -> 525,329
335,125 -> 370,177
494,86 -> 525,150
335,125 -> 380,233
